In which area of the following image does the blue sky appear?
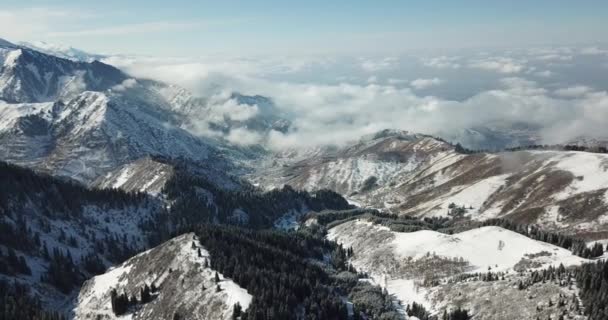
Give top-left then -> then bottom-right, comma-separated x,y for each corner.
1,0 -> 607,55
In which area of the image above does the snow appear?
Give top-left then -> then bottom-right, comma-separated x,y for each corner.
221,281 -> 253,311
0,100 -> 53,131
391,226 -> 587,273
538,205 -> 567,228
428,152 -> 467,187
303,156 -> 411,193
83,264 -> 133,307
2,49 -> 21,68
75,234 -> 252,320
140,174 -> 161,192
112,168 -> 133,189
425,174 -> 510,217
387,279 -> 432,311
547,151 -> 608,200
329,219 -> 592,315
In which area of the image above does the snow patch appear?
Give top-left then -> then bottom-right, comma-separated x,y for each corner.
550,151 -> 608,199
391,226 -> 586,273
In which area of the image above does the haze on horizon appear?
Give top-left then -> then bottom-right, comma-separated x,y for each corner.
2,0 -> 608,149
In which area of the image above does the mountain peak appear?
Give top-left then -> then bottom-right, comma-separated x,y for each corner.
18,40 -> 105,62
0,37 -> 18,49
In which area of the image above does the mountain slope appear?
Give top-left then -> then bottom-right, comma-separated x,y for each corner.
75,233 -> 251,320
18,41 -> 106,62
0,161 -> 167,312
252,131 -> 608,239
327,218 -> 590,319
0,83 -> 235,182
0,40 -> 271,184
1,40 -> 125,103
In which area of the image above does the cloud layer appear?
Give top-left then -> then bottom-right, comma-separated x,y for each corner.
103,46 -> 608,149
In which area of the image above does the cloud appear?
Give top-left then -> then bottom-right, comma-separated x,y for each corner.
410,78 -> 443,90
387,78 -> 408,85
111,78 -> 138,91
534,54 -> 572,61
580,47 -> 608,55
469,57 -> 525,74
101,49 -> 608,150
422,56 -> 461,69
226,127 -> 263,146
534,70 -> 553,78
554,85 -> 593,98
0,8 -> 86,40
359,57 -> 398,72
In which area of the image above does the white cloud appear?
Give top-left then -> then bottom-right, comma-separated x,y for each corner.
534,54 -> 572,61
226,127 -> 263,146
422,56 -> 461,69
410,78 -> 443,90
359,57 -> 398,72
580,47 -> 608,55
367,76 -> 378,84
102,51 -> 608,150
534,70 -> 553,78
0,8 -> 86,40
469,57 -> 525,74
387,78 -> 408,85
111,78 -> 138,91
554,85 -> 593,98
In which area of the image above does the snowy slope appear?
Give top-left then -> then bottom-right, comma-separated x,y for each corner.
18,41 -> 106,62
328,220 -> 587,276
254,130 -> 608,239
0,43 -> 125,103
0,163 -> 166,313
0,41 -> 262,184
93,157 -> 175,195
250,131 -> 452,198
327,219 -> 590,315
75,233 -> 251,320
390,226 -> 586,273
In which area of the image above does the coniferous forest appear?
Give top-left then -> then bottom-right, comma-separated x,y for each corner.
194,224 -> 402,320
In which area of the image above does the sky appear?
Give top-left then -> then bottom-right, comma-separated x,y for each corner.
2,1 -> 608,149
1,0 -> 607,55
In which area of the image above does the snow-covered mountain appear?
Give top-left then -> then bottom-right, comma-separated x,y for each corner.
440,121 -> 542,151
327,218 -> 590,319
18,41 -> 106,63
252,130 -> 608,239
1,39 -> 125,103
0,39 -> 260,183
0,161 -> 167,313
75,233 -> 251,320
3,37 -> 608,320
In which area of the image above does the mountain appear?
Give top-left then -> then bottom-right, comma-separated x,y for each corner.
1,40 -> 125,103
440,121 -> 542,151
74,233 -> 252,320
0,161 -> 167,313
18,41 -> 106,62
0,40 -> 248,183
3,38 -> 608,320
252,130 -> 608,239
326,217 -> 590,319
0,159 -> 353,317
